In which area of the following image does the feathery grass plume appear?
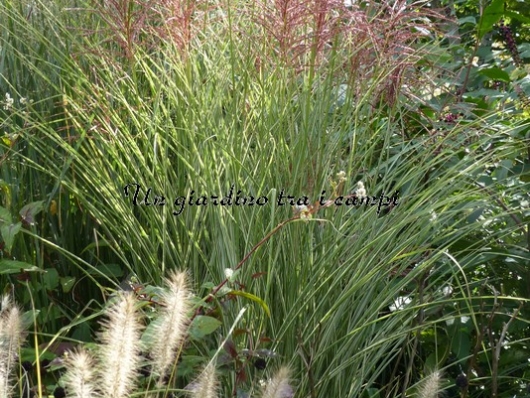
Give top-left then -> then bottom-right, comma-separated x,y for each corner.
418,370 -> 442,398
98,292 -> 143,398
150,270 -> 191,381
62,348 -> 99,398
0,295 -> 25,398
186,361 -> 218,398
262,366 -> 294,398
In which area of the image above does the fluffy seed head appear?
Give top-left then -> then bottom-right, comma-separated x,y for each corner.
98,292 -> 143,398
187,362 -> 218,398
150,270 -> 191,381
262,367 -> 295,398
0,295 -> 25,398
63,348 -> 99,398
418,370 -> 442,398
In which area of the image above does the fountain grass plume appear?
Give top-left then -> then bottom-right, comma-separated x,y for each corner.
418,370 -> 442,398
150,270 -> 192,382
261,366 -> 294,398
188,361 -> 218,398
63,348 -> 99,398
97,292 -> 143,398
0,295 -> 25,398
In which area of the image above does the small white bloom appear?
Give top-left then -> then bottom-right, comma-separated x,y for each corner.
442,285 -> 453,296
429,210 -> 438,222
336,170 -> 347,183
355,181 -> 366,197
20,97 -> 27,104
294,204 -> 307,213
3,93 -> 14,110
224,268 -> 234,279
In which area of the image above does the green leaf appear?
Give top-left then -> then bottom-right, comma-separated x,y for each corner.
19,201 -> 44,225
478,0 -> 504,40
87,264 -> 124,278
503,11 -> 530,24
228,290 -> 271,317
201,281 -> 215,290
1,222 -> 22,252
467,208 -> 485,223
494,159 -> 513,182
43,268 -> 59,291
478,67 -> 510,83
189,315 -> 222,340
450,324 -> 471,360
0,259 -> 43,274
60,276 -> 76,293
0,206 -> 12,225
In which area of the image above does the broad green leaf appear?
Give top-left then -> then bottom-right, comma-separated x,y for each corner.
0,206 -> 12,225
0,259 -> 43,274
60,276 -> 76,293
228,290 -> 271,317
43,268 -> 59,291
478,0 -> 504,40
478,67 -> 510,83
504,11 -> 530,24
1,222 -> 22,252
19,201 -> 44,225
189,315 -> 222,340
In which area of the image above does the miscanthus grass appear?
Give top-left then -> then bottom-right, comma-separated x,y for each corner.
2,0 -> 530,397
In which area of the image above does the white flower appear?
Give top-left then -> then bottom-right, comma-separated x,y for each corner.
3,93 -> 13,111
429,210 -> 438,222
336,170 -> 347,183
224,268 -> 234,279
355,181 -> 366,197
294,205 -> 311,220
294,204 -> 307,213
19,97 -> 26,105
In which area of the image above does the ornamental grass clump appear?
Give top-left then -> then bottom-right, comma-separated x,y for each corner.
60,271 -> 193,397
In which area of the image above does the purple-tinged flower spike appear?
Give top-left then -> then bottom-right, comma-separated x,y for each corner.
498,20 -> 523,67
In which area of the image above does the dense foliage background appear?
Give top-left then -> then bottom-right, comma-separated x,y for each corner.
1,0 -> 529,397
